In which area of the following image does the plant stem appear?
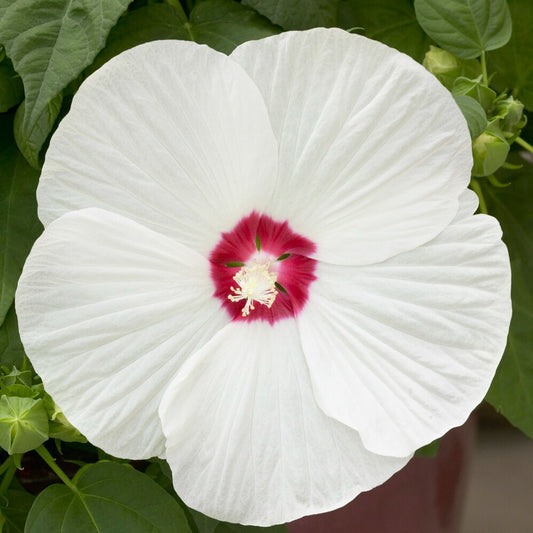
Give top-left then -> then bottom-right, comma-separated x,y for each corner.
0,457 -> 13,478
35,445 -> 78,493
480,51 -> 489,86
515,136 -> 533,153
0,459 -> 16,498
470,178 -> 488,214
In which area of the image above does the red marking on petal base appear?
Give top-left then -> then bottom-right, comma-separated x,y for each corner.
209,212 -> 317,324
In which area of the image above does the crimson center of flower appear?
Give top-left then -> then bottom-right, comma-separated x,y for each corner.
209,212 -> 318,324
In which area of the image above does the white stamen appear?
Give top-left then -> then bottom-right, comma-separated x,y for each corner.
228,261 -> 278,317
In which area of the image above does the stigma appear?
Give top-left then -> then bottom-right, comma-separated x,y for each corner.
228,261 -> 278,317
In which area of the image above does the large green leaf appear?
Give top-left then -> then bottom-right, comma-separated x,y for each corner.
0,57 -> 23,112
488,0 -> 533,111
242,0 -> 338,30
188,0 -> 281,54
191,510 -> 219,533
414,0 -> 512,59
12,94 -> 63,170
0,115 -> 42,326
0,0 -> 132,168
25,461 -> 192,533
89,0 -> 279,72
0,305 -> 26,369
338,0 -> 432,63
484,153 -> 533,437
0,487 -> 35,533
89,3 -> 190,73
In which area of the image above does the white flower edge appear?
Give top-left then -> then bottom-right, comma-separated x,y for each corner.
297,189 -> 512,456
159,320 -> 411,526
36,39 -> 278,257
231,28 -> 473,265
16,208 -> 230,459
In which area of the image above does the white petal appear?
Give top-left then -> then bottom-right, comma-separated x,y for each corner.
454,188 -> 480,221
38,40 -> 278,255
16,209 -> 229,459
159,320 -> 409,526
231,29 -> 472,265
297,206 -> 511,457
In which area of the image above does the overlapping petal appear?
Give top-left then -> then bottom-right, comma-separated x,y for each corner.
297,192 -> 511,456
37,40 -> 278,256
159,320 -> 409,526
16,209 -> 229,459
231,29 -> 472,265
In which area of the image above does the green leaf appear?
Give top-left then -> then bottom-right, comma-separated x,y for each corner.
89,3 -> 190,74
0,487 -> 35,533
187,0 -> 281,54
414,0 -> 512,59
0,114 -> 42,325
89,0 -> 280,71
452,76 -> 496,111
143,461 -> 175,495
453,94 -> 488,139
0,305 -> 26,369
215,524 -> 288,533
13,93 -> 63,169
414,437 -> 441,457
338,0 -> 432,63
242,0 -> 338,30
0,58 -> 23,112
488,0 -> 533,111
190,509 -> 219,533
25,461 -> 192,533
0,0 -> 133,167
485,153 -> 533,437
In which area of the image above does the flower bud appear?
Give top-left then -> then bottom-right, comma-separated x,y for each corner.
423,46 -> 481,89
494,96 -> 525,133
472,126 -> 510,177
0,395 -> 49,454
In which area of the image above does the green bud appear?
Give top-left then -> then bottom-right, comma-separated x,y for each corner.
43,393 -> 86,443
472,124 -> 510,177
494,95 -> 525,133
0,395 -> 49,454
423,46 -> 481,89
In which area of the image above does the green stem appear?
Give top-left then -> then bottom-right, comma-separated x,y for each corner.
470,178 -> 488,214
480,51 -> 489,86
515,136 -> 533,153
0,459 -> 16,498
35,446 -> 78,493
36,447 -> 101,530
0,457 -> 13,478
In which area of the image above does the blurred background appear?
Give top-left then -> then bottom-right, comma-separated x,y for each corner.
460,405 -> 533,533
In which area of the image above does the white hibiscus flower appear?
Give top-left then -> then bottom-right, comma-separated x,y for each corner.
16,29 -> 511,526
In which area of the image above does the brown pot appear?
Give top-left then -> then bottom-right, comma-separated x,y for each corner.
287,417 -> 475,533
